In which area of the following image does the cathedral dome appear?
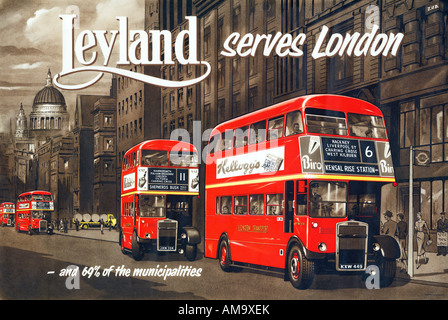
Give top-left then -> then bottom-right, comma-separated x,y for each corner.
32,69 -> 66,107
29,69 -> 69,134
33,85 -> 66,105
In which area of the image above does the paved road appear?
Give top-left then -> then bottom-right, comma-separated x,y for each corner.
0,226 -> 447,302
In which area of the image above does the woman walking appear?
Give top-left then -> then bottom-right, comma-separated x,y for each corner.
415,212 -> 430,269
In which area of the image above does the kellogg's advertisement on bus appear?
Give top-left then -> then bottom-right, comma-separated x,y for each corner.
0,0 -> 447,309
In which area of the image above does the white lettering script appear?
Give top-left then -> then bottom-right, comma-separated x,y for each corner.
54,15 -> 211,90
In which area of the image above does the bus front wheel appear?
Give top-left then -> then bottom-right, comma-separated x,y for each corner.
377,257 -> 396,288
119,232 -> 127,254
218,238 -> 232,272
132,231 -> 144,261
185,244 -> 197,261
287,244 -> 315,290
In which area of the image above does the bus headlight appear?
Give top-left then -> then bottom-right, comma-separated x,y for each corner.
318,242 -> 327,252
145,233 -> 151,239
311,222 -> 319,229
181,232 -> 187,240
372,242 -> 381,252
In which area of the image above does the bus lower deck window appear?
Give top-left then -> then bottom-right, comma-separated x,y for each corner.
234,196 -> 247,215
249,195 -> 264,215
220,196 -> 232,214
266,194 -> 283,215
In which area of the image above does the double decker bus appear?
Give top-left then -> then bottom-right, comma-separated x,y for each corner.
16,191 -> 54,235
119,140 -> 201,261
1,202 -> 15,227
205,94 -> 400,289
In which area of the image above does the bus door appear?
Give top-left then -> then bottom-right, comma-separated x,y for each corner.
285,181 -> 294,233
294,180 -> 308,240
348,181 -> 381,235
166,195 -> 192,229
133,195 -> 138,233
121,195 -> 134,235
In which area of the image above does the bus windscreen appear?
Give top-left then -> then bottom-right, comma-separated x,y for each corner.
347,113 -> 387,139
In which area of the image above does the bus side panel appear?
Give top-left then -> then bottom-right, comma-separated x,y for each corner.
229,215 -> 287,269
204,189 -> 229,259
211,182 -> 287,269
204,213 -> 220,259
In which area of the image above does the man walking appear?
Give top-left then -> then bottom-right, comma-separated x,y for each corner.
396,213 -> 408,272
437,212 -> 448,256
381,210 -> 397,239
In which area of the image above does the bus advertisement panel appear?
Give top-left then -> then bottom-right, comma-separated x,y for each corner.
205,94 -> 400,289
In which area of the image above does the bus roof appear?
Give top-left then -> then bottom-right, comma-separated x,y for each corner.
210,94 -> 382,137
18,190 -> 52,197
124,139 -> 198,156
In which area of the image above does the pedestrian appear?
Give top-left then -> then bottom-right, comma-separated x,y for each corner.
415,212 -> 430,269
63,218 -> 68,233
396,213 -> 408,272
60,218 -> 64,232
75,218 -> 79,231
100,219 -> 104,235
381,210 -> 397,239
436,212 -> 448,256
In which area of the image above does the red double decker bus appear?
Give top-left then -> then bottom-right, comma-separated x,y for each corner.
119,140 -> 201,261
16,191 -> 54,235
1,202 -> 15,227
205,94 -> 400,289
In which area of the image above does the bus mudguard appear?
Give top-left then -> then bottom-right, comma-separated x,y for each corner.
372,235 -> 400,259
183,226 -> 201,244
286,236 -> 326,261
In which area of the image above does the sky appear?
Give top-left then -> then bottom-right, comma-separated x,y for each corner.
0,0 -> 145,133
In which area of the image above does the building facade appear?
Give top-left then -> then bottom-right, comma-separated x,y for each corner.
73,94 -> 102,216
93,97 -> 117,215
36,133 -> 74,220
157,0 -> 199,140
379,0 -> 448,239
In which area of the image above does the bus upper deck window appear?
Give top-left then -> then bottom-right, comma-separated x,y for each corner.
267,117 -> 284,140
249,121 -> 266,145
141,150 -> 169,166
285,111 -> 303,136
170,151 -> 198,167
234,126 -> 249,148
207,134 -> 220,154
348,113 -> 386,139
221,131 -> 233,151
305,108 -> 347,136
